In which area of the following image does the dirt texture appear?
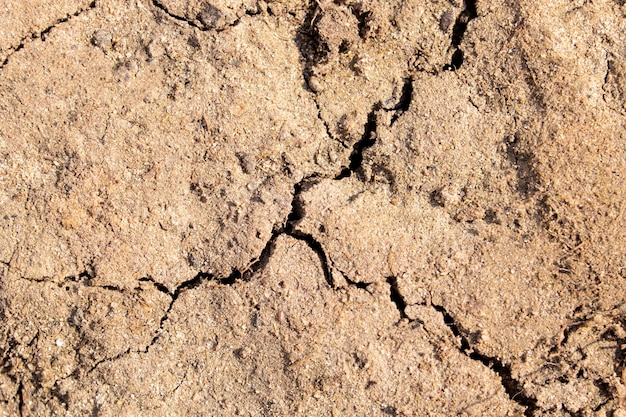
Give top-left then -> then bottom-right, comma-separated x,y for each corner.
1,0 -> 625,416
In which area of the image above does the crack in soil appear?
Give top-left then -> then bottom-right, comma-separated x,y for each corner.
151,0 -> 214,31
386,276 -> 409,321
335,104 -> 380,180
432,303 -> 539,415
285,229 -> 335,287
82,264 -> 251,375
310,92 -> 336,142
86,348 -> 131,375
137,276 -> 171,295
295,1 -> 336,143
82,175 -> 330,374
0,1 -> 97,71
2,3 -> 570,414
283,177 -> 335,288
150,0 -> 259,32
146,267 -> 247,345
341,272 -> 370,290
17,381 -> 24,417
85,271 -> 238,374
443,0 -> 477,71
388,77 -> 414,126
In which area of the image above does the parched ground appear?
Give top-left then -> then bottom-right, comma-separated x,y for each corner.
1,0 -> 625,416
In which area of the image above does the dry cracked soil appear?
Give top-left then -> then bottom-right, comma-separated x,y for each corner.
1,0 -> 626,416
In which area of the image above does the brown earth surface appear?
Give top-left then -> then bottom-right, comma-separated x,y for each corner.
1,0 -> 626,416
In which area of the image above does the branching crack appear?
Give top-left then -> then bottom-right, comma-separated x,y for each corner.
432,304 -> 539,416
284,177 -> 335,288
295,1 -> 405,181
286,229 -> 335,288
0,1 -> 97,71
87,267 -> 254,374
133,178 -> 337,359
145,269 -> 243,349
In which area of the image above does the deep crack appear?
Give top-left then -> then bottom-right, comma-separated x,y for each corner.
342,273 -> 370,290
138,276 -> 173,295
285,177 -> 335,288
87,175 -> 328,368
295,0 -> 387,181
432,304 -> 539,416
286,230 -> 335,288
335,105 -> 380,180
386,276 -> 408,320
443,0 -> 477,71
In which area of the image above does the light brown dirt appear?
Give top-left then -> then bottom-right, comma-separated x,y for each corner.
1,0 -> 625,416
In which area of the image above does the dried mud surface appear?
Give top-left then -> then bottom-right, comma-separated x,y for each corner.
1,0 -> 625,416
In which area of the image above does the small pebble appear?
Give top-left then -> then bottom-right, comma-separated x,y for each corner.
91,30 -> 112,51
440,10 -> 455,32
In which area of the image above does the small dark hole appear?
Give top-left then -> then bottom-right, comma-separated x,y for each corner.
187,35 -> 201,49
338,40 -> 351,54
381,405 -> 397,416
451,49 -> 464,69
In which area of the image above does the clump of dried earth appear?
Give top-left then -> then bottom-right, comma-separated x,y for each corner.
1,0 -> 625,415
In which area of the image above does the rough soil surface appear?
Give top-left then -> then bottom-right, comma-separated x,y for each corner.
1,0 -> 625,416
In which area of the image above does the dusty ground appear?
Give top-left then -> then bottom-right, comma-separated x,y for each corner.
1,0 -> 625,415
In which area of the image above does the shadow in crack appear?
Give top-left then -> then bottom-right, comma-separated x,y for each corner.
431,304 -> 539,416
443,0 -> 477,71
285,177 -> 335,288
335,104 -> 380,180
